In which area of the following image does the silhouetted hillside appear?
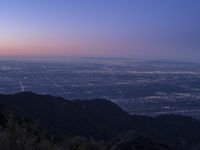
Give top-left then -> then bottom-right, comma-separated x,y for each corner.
0,92 -> 200,149
0,92 -> 131,139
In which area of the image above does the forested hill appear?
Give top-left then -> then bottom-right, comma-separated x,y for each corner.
0,92 -> 200,150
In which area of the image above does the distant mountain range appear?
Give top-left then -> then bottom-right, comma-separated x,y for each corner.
0,92 -> 200,150
143,60 -> 200,66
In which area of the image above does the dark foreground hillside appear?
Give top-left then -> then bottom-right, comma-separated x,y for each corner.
0,92 -> 200,150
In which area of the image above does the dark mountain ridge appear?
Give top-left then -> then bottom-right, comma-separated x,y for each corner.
0,92 -> 200,149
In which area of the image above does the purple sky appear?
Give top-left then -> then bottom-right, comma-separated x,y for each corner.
0,0 -> 200,61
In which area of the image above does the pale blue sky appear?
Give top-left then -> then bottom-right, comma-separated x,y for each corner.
0,0 -> 200,61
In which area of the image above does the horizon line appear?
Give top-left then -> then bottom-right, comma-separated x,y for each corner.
0,55 -> 199,64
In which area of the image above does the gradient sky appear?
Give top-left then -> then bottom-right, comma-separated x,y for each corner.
0,0 -> 200,61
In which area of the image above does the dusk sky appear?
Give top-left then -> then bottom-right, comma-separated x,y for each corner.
0,0 -> 200,61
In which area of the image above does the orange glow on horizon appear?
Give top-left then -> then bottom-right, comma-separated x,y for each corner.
0,35 -> 138,57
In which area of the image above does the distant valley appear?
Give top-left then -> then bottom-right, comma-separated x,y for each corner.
0,59 -> 200,118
